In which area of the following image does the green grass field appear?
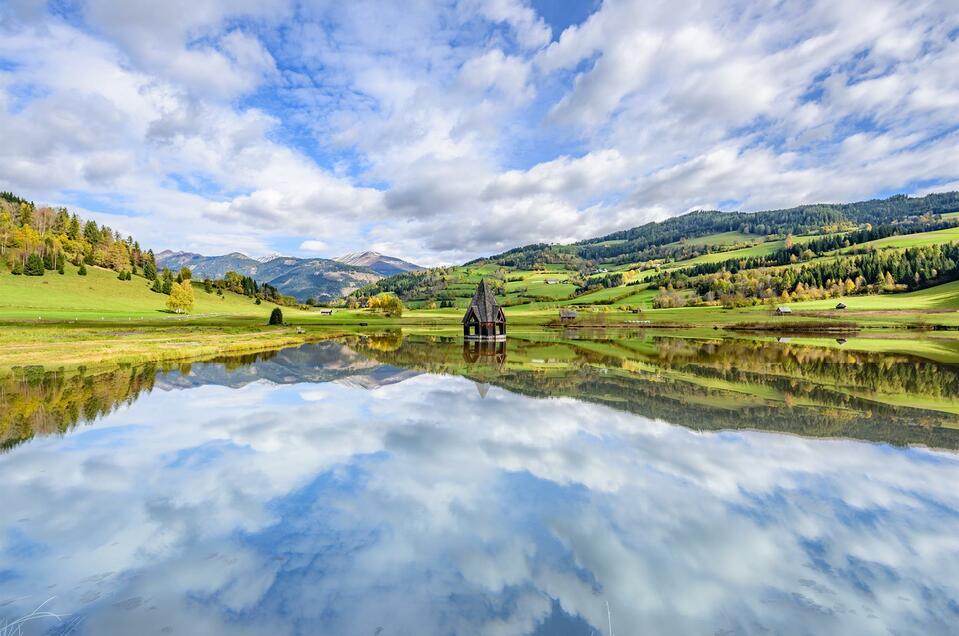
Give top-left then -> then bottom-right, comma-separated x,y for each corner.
781,279 -> 959,311
0,263 -> 288,321
669,230 -> 757,247
838,225 -> 959,252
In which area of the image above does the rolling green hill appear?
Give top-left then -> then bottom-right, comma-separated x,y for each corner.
0,263 -> 289,321
353,191 -> 959,323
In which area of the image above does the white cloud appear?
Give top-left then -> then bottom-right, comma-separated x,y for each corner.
298,239 -> 328,252
1,0 -> 958,262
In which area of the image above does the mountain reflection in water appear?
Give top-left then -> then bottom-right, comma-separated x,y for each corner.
5,333 -> 958,452
1,335 -> 958,635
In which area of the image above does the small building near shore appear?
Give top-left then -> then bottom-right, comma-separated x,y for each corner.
559,309 -> 577,321
463,279 -> 506,340
319,308 -> 334,315
835,302 -> 847,310
776,306 -> 793,315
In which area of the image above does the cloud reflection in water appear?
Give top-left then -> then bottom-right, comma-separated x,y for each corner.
1,353 -> 958,635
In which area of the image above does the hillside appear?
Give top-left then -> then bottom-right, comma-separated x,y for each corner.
0,261 -> 286,321
353,192 -> 959,313
156,251 -> 381,301
334,251 -> 423,276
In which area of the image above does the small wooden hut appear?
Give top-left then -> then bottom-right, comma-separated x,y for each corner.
776,306 -> 793,315
463,279 -> 506,340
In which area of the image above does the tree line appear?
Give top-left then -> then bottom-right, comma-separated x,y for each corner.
1,191 -> 157,279
475,191 -> 959,271
651,243 -> 959,307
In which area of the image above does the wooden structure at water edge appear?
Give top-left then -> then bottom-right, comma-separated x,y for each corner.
463,279 -> 506,340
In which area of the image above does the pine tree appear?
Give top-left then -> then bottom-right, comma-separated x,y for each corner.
151,278 -> 163,293
269,307 -> 284,325
67,215 -> 81,240
78,262 -> 87,276
25,253 -> 45,276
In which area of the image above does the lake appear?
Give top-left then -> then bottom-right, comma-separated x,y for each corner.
2,333 -> 959,635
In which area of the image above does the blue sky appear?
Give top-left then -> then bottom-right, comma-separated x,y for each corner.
1,0 -> 958,265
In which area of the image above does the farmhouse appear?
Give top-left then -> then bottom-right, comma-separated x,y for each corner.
559,309 -> 577,321
776,306 -> 793,315
463,279 -> 506,340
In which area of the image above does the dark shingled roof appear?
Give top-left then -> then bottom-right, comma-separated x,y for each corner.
463,279 -> 504,323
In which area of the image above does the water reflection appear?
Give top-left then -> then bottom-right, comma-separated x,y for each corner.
4,334 -> 959,451
1,337 -> 958,634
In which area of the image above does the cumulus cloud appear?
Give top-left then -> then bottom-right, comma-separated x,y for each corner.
1,0 -> 958,262
298,239 -> 328,252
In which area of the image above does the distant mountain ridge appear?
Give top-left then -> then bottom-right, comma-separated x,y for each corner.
155,250 -> 385,301
334,251 -> 424,276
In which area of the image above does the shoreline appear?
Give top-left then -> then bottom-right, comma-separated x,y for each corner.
3,317 -> 959,374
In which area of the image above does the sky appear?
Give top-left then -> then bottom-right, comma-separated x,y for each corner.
1,0 -> 958,265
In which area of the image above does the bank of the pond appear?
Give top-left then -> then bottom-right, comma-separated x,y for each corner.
0,324 -> 345,374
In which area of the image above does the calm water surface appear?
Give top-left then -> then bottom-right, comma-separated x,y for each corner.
2,335 -> 959,635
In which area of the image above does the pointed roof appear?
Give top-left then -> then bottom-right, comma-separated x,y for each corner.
475,382 -> 490,398
463,278 -> 504,323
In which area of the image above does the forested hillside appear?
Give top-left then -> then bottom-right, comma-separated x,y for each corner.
0,191 -> 157,278
485,191 -> 959,268
0,192 -> 299,311
351,192 -> 959,311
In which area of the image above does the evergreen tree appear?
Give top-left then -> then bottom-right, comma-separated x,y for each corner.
78,262 -> 87,276
143,259 -> 156,280
269,307 -> 284,325
25,253 -> 45,276
162,279 -> 172,295
67,214 -> 81,240
83,220 -> 100,245
151,278 -> 163,293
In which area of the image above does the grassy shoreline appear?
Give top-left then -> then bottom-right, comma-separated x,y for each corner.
0,324 -> 344,374
4,318 -> 959,375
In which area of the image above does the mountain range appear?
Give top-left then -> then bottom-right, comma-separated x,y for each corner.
155,250 -> 422,301
333,251 -> 423,276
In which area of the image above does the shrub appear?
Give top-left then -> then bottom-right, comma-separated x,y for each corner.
269,307 -> 284,325
25,253 -> 45,276
78,263 -> 87,276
